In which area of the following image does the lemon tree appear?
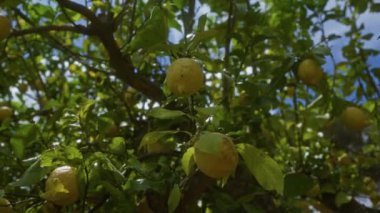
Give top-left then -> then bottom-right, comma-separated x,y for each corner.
1,0 -> 380,212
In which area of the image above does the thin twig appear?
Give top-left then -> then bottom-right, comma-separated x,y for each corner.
292,85 -> 303,168
222,0 -> 234,111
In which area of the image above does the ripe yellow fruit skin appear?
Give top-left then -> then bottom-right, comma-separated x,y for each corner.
341,106 -> 368,130
297,59 -> 324,86
45,166 -> 79,206
0,16 -> 11,41
194,133 -> 239,179
166,58 -> 204,96
0,198 -> 12,213
0,106 -> 13,121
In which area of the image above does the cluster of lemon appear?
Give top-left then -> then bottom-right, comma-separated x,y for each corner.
297,58 -> 369,131
161,58 -> 239,179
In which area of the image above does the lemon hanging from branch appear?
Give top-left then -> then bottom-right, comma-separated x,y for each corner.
194,132 -> 239,179
297,58 -> 324,86
42,166 -> 80,206
165,58 -> 204,96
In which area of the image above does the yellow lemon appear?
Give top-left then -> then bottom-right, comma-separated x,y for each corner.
341,106 -> 368,131
297,59 -> 324,86
166,58 -> 204,96
194,132 -> 239,179
44,166 -> 79,206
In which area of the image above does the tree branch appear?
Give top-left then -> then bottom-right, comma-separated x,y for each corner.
10,25 -> 93,37
56,0 -> 99,24
96,31 -> 164,101
56,0 -> 165,102
222,0 -> 235,111
175,171 -> 214,213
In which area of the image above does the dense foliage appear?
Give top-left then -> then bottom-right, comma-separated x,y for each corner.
1,0 -> 380,212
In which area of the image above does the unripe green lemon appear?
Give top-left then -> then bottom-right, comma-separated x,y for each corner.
297,59 -> 324,86
0,16 -> 11,41
44,166 -> 79,206
341,106 -> 368,131
194,132 -> 239,179
166,58 -> 204,96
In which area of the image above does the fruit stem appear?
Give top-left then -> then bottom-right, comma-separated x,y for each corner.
188,96 -> 197,134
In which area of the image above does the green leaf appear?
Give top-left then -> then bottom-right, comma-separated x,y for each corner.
100,181 -> 133,209
194,132 -> 225,155
335,191 -> 352,207
43,99 -> 62,110
10,138 -> 24,159
181,147 -> 195,176
79,99 -> 96,122
370,3 -> 380,12
40,146 -> 83,167
63,146 -> 83,162
168,184 -> 181,213
312,45 -> 331,56
0,0 -> 23,7
139,131 -> 177,149
188,29 -> 221,50
149,108 -> 186,119
173,0 -> 186,9
10,159 -> 49,186
197,14 -> 207,32
195,106 -> 220,117
129,7 -> 168,51
236,143 -> 284,195
284,173 -> 314,197
11,124 -> 39,153
109,137 -> 126,155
